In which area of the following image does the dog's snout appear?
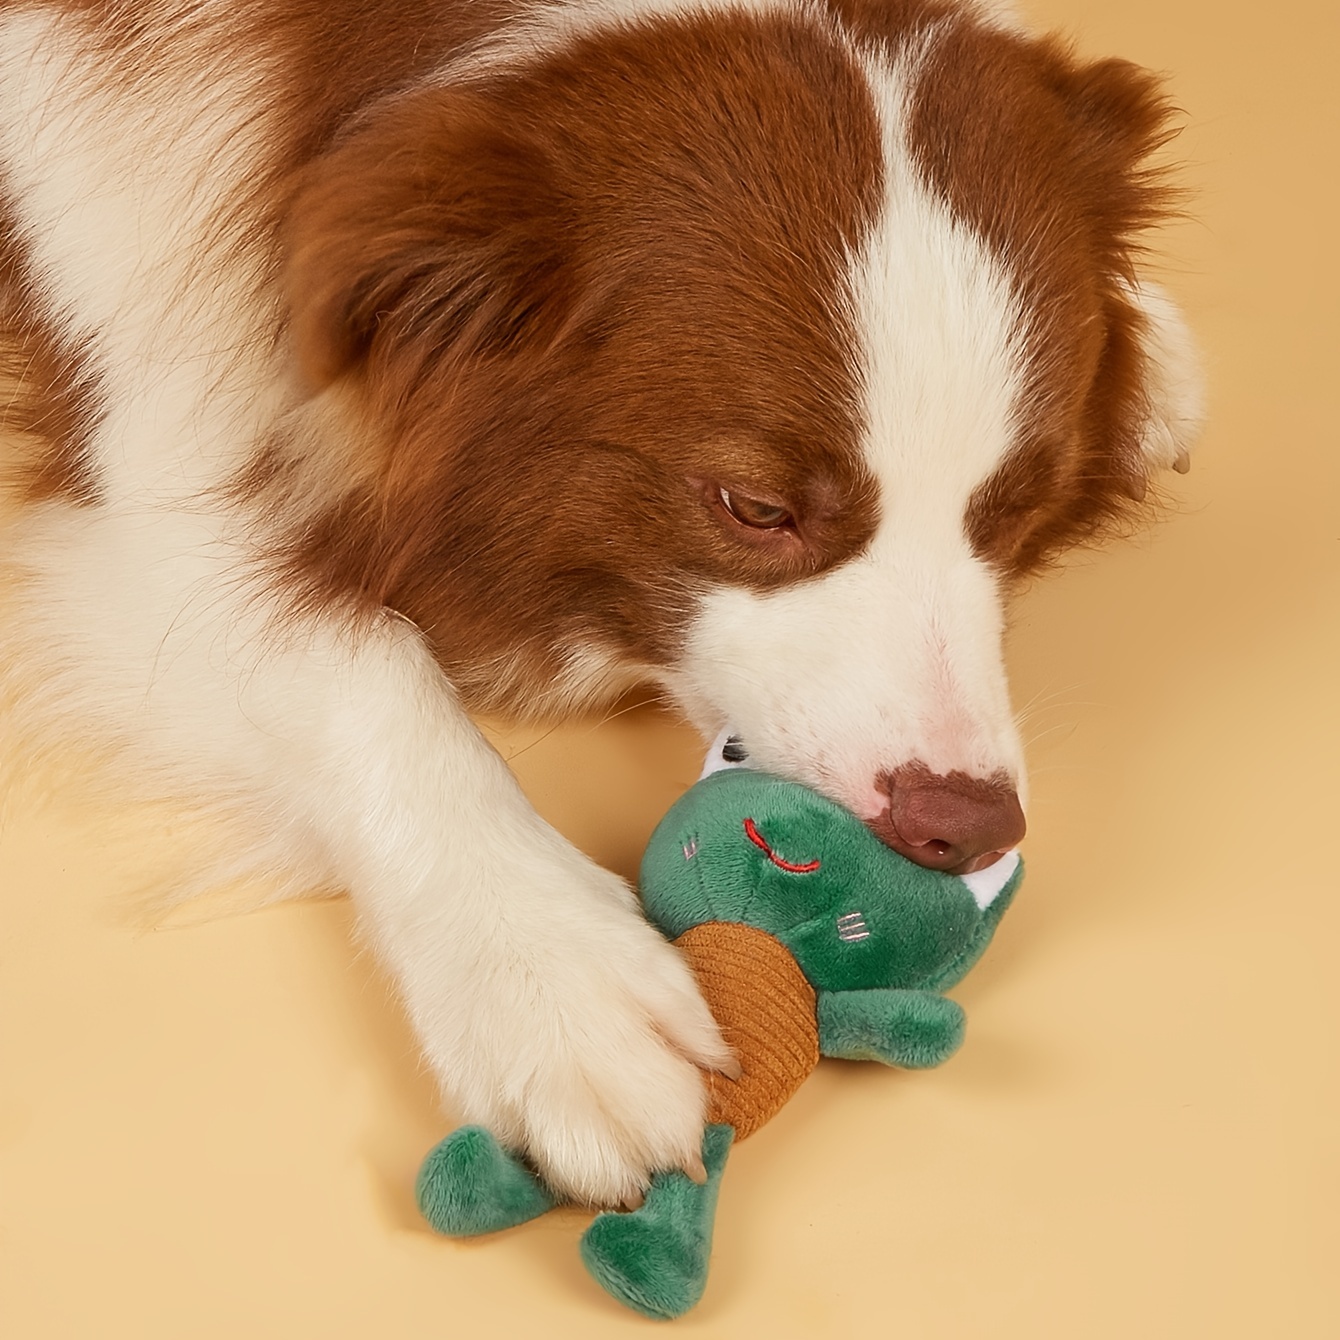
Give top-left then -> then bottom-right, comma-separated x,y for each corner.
870,763 -> 1025,876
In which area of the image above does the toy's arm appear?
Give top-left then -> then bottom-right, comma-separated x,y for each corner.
817,990 -> 965,1068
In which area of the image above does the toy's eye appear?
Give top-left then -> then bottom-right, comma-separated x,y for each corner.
719,487 -> 794,530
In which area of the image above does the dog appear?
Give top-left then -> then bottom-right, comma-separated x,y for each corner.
0,0 -> 1202,1206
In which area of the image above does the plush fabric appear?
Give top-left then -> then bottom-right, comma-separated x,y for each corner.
580,1125 -> 735,1321
818,988 -> 966,1067
639,769 -> 1019,994
415,1126 -> 556,1237
416,768 -> 1021,1318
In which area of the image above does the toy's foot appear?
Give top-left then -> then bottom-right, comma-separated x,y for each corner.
579,1123 -> 734,1320
416,1126 -> 557,1237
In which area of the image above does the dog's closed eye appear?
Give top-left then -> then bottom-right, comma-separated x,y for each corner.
718,487 -> 794,531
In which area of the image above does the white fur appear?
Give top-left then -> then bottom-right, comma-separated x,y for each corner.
1126,278 -> 1206,473
666,37 -> 1029,817
0,2 -> 730,1204
968,0 -> 1026,33
0,0 -> 1194,1204
0,7 -> 285,505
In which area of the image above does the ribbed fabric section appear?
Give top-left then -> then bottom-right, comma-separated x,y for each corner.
674,922 -> 819,1140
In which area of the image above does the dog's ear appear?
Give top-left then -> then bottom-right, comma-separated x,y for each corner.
284,88 -> 578,394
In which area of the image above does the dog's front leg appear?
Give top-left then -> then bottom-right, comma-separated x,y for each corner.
7,505 -> 730,1204
309,621 -> 733,1203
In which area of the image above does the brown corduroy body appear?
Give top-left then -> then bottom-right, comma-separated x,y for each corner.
672,922 -> 820,1140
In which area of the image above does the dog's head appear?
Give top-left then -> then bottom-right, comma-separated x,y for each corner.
282,1 -> 1202,873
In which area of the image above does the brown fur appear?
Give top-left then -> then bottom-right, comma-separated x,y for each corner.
2,0 -> 1182,712
276,10 -> 886,709
0,191 -> 101,503
0,0 -> 513,503
906,24 -> 1181,575
271,2 -> 1179,710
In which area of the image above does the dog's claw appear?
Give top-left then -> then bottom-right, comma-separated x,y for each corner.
715,1053 -> 744,1082
1172,448 -> 1192,474
683,1154 -> 708,1185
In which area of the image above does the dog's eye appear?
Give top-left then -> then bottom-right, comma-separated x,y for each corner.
719,487 -> 793,530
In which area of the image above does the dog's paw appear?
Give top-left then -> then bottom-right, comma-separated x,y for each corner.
442,870 -> 735,1206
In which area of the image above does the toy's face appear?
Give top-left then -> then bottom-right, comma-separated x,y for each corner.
640,769 -> 1019,993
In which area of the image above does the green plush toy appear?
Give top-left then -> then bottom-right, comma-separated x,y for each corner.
416,763 -> 1022,1320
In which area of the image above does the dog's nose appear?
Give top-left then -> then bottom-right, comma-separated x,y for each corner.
870,763 -> 1026,875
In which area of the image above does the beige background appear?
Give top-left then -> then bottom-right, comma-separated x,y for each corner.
2,0 -> 1336,1335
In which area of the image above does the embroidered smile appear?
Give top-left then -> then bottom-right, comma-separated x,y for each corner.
742,818 -> 821,874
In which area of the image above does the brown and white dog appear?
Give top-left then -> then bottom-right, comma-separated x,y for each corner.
0,0 -> 1201,1204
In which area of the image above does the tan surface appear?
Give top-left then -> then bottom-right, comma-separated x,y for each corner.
2,0 -> 1337,1335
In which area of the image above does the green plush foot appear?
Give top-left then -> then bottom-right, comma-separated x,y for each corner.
415,1126 -> 557,1237
579,1124 -> 734,1320
818,989 -> 966,1068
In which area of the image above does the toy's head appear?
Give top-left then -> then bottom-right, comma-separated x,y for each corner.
640,768 -> 1020,994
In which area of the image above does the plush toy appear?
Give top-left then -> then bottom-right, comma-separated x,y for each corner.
415,761 -> 1022,1319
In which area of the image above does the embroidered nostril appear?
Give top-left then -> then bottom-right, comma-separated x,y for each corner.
682,836 -> 699,860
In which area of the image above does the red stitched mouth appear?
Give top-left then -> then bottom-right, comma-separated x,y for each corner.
743,818 -> 821,874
